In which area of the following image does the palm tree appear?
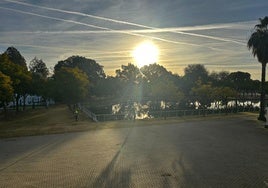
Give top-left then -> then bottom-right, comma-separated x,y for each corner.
248,16 -> 268,122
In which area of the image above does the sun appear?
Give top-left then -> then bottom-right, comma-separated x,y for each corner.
132,41 -> 159,68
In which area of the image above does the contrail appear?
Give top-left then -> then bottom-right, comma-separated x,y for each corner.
0,42 -> 133,55
0,6 -> 207,48
4,0 -> 246,45
3,0 -> 158,29
0,27 -> 232,34
0,7 -> 111,31
174,31 -> 245,45
2,30 -> 245,45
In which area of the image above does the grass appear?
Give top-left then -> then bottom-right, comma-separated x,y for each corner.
0,105 -> 98,138
0,105 -> 260,138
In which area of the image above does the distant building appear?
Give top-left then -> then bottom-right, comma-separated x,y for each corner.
7,95 -> 54,108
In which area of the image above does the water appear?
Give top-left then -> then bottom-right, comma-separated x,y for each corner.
110,100 -> 260,120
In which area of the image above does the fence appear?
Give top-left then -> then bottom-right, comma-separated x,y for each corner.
94,106 -> 259,122
78,104 -> 98,122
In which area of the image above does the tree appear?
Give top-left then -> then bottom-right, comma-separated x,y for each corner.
213,86 -> 238,113
4,46 -> 27,68
55,56 -> 105,83
0,53 -> 32,112
0,71 -> 13,113
191,82 -> 214,111
227,71 -> 252,93
55,56 -> 105,97
52,67 -> 89,104
184,64 -> 209,83
29,57 -> 49,79
209,71 -> 230,87
2,47 -> 32,111
140,63 -> 182,100
115,63 -> 142,83
29,57 -> 49,107
94,76 -> 123,98
182,64 -> 209,95
115,63 -> 143,101
145,78 -> 182,119
248,16 -> 268,122
151,79 -> 183,103
140,63 -> 173,81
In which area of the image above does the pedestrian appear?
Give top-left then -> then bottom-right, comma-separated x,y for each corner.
74,109 -> 79,121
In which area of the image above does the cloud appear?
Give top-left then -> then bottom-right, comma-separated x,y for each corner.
3,0 -> 247,46
0,6 -> 111,30
0,5 -> 221,51
0,21 -> 249,34
1,0 -> 263,79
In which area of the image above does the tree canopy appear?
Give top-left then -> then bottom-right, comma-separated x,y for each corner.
29,57 -> 49,79
0,46 -> 264,117
55,56 -> 105,83
4,46 -> 27,68
0,71 -> 13,112
52,67 -> 90,104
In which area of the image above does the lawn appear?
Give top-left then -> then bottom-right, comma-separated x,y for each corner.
0,105 -> 259,138
0,105 -> 98,138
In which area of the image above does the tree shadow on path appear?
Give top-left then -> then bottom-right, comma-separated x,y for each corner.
90,128 -> 132,188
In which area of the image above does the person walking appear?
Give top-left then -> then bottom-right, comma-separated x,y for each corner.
74,109 -> 79,121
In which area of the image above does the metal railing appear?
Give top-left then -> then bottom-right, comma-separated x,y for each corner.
78,104 -> 98,122
94,107 -> 259,122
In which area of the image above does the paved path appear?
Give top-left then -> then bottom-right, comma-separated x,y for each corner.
1,116 -> 268,187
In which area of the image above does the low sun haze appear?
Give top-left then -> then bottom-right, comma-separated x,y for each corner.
1,0 -> 268,79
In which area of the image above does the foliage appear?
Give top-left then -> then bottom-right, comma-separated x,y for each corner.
115,63 -> 143,102
191,82 -> 238,110
140,63 -> 174,81
248,16 -> 268,121
248,17 -> 268,64
116,63 -> 142,83
29,57 -> 49,101
0,71 -> 13,111
213,87 -> 238,105
0,45 -> 264,116
210,71 -> 230,87
184,64 -> 209,82
151,79 -> 183,102
51,67 -> 90,104
182,64 -> 209,94
55,56 -> 105,83
191,82 -> 214,108
93,77 -> 123,98
29,57 -> 49,79
54,56 -> 105,98
0,52 -> 32,111
4,46 -> 27,68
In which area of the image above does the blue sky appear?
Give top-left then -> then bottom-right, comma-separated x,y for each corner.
0,0 -> 268,79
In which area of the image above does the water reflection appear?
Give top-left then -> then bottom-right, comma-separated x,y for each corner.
97,99 -> 260,121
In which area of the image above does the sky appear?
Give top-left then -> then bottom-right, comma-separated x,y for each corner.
0,0 -> 268,80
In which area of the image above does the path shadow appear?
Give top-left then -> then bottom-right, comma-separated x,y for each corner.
90,128 -> 132,188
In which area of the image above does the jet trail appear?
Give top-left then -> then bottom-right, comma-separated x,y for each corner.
4,0 -> 246,45
0,6 -> 205,48
0,27 -> 232,34
0,7 -> 111,31
0,42 -> 133,55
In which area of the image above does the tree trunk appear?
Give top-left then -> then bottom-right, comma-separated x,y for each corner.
15,95 -> 19,113
2,102 -> 7,118
258,62 -> 266,121
225,97 -> 228,115
23,95 -> 26,111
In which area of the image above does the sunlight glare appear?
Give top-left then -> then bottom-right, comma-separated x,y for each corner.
132,41 -> 159,68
